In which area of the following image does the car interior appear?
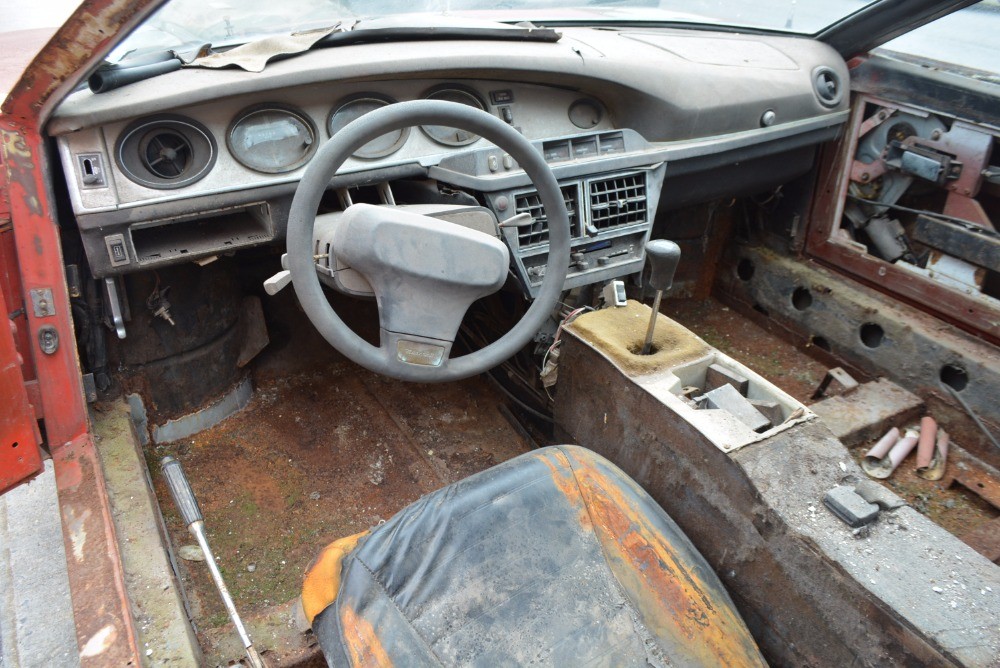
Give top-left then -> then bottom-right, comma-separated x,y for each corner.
15,0 -> 1000,664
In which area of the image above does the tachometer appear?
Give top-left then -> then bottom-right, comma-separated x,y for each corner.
227,105 -> 317,174
327,95 -> 409,159
420,86 -> 486,147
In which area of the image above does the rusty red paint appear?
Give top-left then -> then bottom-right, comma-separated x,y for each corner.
1,122 -> 89,447
2,0 -> 165,123
53,434 -> 140,665
0,279 -> 41,492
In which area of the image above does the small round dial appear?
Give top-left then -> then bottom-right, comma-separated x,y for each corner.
228,105 -> 317,174
420,87 -> 486,147
328,95 -> 408,159
569,98 -> 604,130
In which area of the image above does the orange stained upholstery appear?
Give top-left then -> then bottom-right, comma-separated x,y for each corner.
303,445 -> 765,667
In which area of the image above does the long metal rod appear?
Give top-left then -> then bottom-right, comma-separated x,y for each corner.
946,385 -> 1000,451
190,521 -> 265,668
641,290 -> 663,355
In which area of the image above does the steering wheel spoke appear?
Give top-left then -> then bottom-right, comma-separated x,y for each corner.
286,100 -> 570,382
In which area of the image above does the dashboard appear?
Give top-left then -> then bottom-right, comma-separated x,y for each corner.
49,26 -> 850,296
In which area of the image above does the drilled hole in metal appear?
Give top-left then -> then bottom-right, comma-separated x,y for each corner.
737,258 -> 755,281
940,364 -> 969,392
792,287 -> 813,311
860,323 -> 884,349
811,336 -> 831,352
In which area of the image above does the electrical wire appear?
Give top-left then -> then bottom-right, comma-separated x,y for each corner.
846,194 -> 996,231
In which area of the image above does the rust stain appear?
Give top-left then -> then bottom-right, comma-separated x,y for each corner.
1,128 -> 42,216
565,448 -> 765,667
535,448 -> 593,531
301,531 -> 368,624
2,0 -> 160,122
340,605 -> 393,667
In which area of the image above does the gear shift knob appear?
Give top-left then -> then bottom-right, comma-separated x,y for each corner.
640,239 -> 681,355
644,239 -> 682,293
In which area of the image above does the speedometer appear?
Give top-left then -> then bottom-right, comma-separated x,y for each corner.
420,86 -> 486,147
227,105 -> 317,174
327,95 -> 409,159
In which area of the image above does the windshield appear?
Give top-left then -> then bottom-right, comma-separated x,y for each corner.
114,0 -> 877,56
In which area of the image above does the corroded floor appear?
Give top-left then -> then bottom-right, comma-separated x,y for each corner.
148,294 -> 997,665
150,292 -> 536,664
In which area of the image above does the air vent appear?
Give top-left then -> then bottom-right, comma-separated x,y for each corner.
813,66 -> 843,107
589,173 -> 647,230
116,115 -> 216,190
514,185 -> 579,248
141,130 -> 193,179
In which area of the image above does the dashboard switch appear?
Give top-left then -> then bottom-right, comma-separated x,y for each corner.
502,154 -> 514,170
488,155 -> 499,172
499,106 -> 514,124
105,233 -> 130,267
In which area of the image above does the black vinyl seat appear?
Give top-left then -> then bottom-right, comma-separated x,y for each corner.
302,445 -> 765,666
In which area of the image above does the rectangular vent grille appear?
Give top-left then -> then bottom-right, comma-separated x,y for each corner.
589,173 -> 647,230
514,185 -> 578,248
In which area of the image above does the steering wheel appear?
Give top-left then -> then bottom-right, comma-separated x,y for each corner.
286,100 -> 570,382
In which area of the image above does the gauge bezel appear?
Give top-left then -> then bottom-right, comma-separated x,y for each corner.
226,104 -> 318,174
327,93 -> 409,159
568,98 -> 605,130
116,114 -> 216,190
419,84 -> 488,147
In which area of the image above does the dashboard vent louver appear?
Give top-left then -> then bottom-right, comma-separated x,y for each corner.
589,173 -> 647,230
813,66 -> 842,107
115,115 -> 216,190
141,130 -> 193,179
514,185 -> 579,248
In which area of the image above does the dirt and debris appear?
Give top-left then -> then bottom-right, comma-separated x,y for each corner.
668,298 -> 999,558
848,438 -> 999,548
668,298 -> 828,401
149,347 -> 533,661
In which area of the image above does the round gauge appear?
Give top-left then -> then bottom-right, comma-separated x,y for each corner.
327,95 -> 409,159
420,87 -> 486,147
569,98 -> 604,130
227,105 -> 317,174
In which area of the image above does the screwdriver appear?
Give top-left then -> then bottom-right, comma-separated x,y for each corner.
640,239 -> 682,355
161,456 -> 266,668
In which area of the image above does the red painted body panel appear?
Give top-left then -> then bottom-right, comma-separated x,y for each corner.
0,1 -> 165,661
0,267 -> 41,492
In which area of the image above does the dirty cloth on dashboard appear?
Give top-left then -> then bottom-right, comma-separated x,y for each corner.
188,26 -> 340,73
306,444 -> 764,666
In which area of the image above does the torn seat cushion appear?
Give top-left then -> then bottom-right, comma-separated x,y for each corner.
303,445 -> 764,666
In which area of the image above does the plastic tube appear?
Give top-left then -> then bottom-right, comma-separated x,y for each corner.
916,429 -> 949,481
863,427 -> 918,479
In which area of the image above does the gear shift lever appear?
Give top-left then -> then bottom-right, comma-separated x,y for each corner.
641,239 -> 681,355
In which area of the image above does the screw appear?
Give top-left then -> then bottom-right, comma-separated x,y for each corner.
861,173 -> 870,182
